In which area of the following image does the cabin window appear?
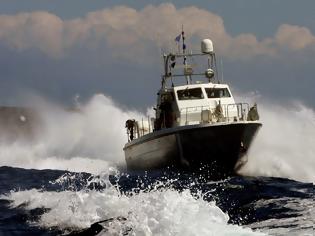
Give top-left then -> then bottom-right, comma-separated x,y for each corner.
205,88 -> 231,98
177,88 -> 204,100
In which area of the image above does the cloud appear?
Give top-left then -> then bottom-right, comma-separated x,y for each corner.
0,4 -> 314,60
0,11 -> 64,58
275,24 -> 315,51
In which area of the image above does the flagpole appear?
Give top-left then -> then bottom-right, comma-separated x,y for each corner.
182,25 -> 187,66
181,25 -> 190,84
182,24 -> 186,55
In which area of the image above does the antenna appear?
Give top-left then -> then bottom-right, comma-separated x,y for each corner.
181,25 -> 191,84
220,58 -> 224,83
182,24 -> 186,55
160,48 -> 165,79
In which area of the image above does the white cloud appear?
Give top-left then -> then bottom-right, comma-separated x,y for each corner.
275,24 -> 315,51
0,4 -> 314,60
0,11 -> 64,57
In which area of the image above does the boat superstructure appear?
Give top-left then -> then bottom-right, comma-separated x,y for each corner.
124,34 -> 261,177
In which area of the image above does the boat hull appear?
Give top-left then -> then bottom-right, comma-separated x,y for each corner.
124,122 -> 261,177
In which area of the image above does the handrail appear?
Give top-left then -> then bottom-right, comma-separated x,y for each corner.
227,103 -> 249,122
126,102 -> 251,141
179,102 -> 250,124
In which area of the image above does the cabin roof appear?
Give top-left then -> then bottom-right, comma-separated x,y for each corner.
159,83 -> 231,94
173,83 -> 230,91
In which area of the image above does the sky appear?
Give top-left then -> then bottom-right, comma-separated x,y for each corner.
0,0 -> 314,109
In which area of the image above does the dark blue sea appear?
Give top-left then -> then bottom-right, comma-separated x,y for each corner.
0,166 -> 314,236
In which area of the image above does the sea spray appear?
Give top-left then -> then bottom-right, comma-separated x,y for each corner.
239,101 -> 315,183
1,92 -> 315,183
0,94 -> 142,173
1,172 -> 265,235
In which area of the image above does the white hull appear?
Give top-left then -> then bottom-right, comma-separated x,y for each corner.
124,121 -> 262,175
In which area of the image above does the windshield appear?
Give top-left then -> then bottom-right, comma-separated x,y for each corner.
205,88 -> 231,98
177,88 -> 204,100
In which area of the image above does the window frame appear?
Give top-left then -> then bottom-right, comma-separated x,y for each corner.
205,88 -> 231,99
176,87 -> 205,101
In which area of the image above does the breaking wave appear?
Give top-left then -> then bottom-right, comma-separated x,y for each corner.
240,101 -> 315,183
1,172 -> 265,235
0,93 -> 314,182
0,94 -> 142,174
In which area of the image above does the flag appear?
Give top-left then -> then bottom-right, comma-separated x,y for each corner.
175,34 -> 181,42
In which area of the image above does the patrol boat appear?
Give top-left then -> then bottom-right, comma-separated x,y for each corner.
123,35 -> 262,176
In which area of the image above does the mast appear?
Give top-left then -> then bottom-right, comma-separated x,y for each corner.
181,25 -> 191,85
162,32 -> 217,88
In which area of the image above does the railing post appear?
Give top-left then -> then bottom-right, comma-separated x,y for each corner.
141,118 -> 144,136
228,105 -> 230,119
200,106 -> 203,123
136,122 -> 140,138
185,107 -> 188,125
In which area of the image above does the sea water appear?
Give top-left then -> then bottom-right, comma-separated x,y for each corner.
0,94 -> 314,235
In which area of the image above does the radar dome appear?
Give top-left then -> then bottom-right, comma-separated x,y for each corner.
201,39 -> 214,54
205,68 -> 215,79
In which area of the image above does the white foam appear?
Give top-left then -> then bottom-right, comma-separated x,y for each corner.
0,92 -> 314,183
1,174 -> 265,235
239,101 -> 315,183
0,94 -> 141,174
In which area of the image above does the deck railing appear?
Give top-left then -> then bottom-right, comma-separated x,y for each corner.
126,103 -> 250,141
179,103 -> 249,125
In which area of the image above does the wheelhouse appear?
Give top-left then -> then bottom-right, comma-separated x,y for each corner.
155,82 -> 244,129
